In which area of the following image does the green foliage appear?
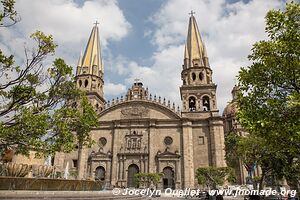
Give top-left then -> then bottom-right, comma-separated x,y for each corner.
237,2 -> 300,186
224,132 -> 241,167
74,95 -> 98,147
0,0 -> 19,27
134,172 -> 163,188
195,167 -> 236,189
30,31 -> 57,56
69,170 -> 78,179
0,0 -> 97,157
55,171 -> 62,179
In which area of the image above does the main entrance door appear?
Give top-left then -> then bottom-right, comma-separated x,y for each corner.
127,164 -> 139,188
163,167 -> 175,189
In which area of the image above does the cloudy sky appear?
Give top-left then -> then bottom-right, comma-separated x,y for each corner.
0,0 -> 288,113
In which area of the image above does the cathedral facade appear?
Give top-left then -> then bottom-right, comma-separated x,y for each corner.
54,15 -> 226,189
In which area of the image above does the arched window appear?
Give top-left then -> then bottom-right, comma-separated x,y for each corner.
84,80 -> 88,87
199,72 -> 204,81
192,73 -> 196,81
79,80 -> 82,87
188,96 -> 196,112
95,166 -> 105,181
202,96 -> 210,111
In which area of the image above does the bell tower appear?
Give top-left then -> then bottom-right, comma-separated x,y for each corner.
180,12 -> 218,118
75,22 -> 105,111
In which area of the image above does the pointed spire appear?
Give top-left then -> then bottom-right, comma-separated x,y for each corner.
185,12 -> 209,68
81,21 -> 103,76
184,44 -> 189,59
76,51 -> 82,76
77,51 -> 82,67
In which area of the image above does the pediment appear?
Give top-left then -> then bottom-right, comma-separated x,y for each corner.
99,101 -> 181,121
156,149 -> 180,158
89,149 -> 112,160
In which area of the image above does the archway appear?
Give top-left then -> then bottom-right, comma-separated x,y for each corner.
127,164 -> 139,188
189,96 -> 196,111
95,166 -> 105,181
202,96 -> 210,111
163,167 -> 175,189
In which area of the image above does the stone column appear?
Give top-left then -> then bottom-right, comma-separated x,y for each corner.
118,157 -> 121,180
182,120 -> 195,188
122,156 -> 125,179
209,118 -> 226,167
111,128 -> 118,186
148,121 -> 156,173
175,160 -> 179,182
105,161 -> 109,180
140,156 -> 144,173
143,157 -> 147,173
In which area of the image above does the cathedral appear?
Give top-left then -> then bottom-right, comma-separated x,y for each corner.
54,14 -> 226,189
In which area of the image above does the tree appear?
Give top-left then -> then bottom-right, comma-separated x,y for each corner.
224,132 -> 241,168
237,2 -> 300,188
134,173 -> 163,188
73,96 -> 98,179
0,0 -> 20,27
0,0 -> 97,158
195,167 -> 236,189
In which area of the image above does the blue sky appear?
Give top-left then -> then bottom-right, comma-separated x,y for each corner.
0,0 -> 288,112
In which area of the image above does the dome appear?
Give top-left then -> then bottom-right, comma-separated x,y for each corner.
223,101 -> 238,117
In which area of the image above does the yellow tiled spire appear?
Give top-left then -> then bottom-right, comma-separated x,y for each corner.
184,44 -> 189,59
80,22 -> 103,76
76,51 -> 82,76
185,12 -> 209,68
77,51 -> 82,67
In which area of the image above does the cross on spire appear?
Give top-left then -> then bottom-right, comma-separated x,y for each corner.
94,20 -> 99,26
189,10 -> 195,16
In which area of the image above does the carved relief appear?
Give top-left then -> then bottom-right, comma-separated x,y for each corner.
121,106 -> 149,119
125,131 -> 143,151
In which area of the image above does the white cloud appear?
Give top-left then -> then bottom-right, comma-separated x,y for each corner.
1,0 -> 286,113
123,45 -> 183,106
0,0 -> 131,67
121,0 -> 284,112
104,82 -> 127,97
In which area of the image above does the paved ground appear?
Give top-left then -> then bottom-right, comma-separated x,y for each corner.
0,191 -> 243,200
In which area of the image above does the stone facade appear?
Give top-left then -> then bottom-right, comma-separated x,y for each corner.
54,15 -> 226,189
223,85 -> 261,185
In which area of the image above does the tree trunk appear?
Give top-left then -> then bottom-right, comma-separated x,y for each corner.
77,142 -> 86,180
258,171 -> 265,192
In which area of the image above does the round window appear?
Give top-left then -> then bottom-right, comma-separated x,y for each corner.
164,136 -> 173,145
99,137 -> 107,147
